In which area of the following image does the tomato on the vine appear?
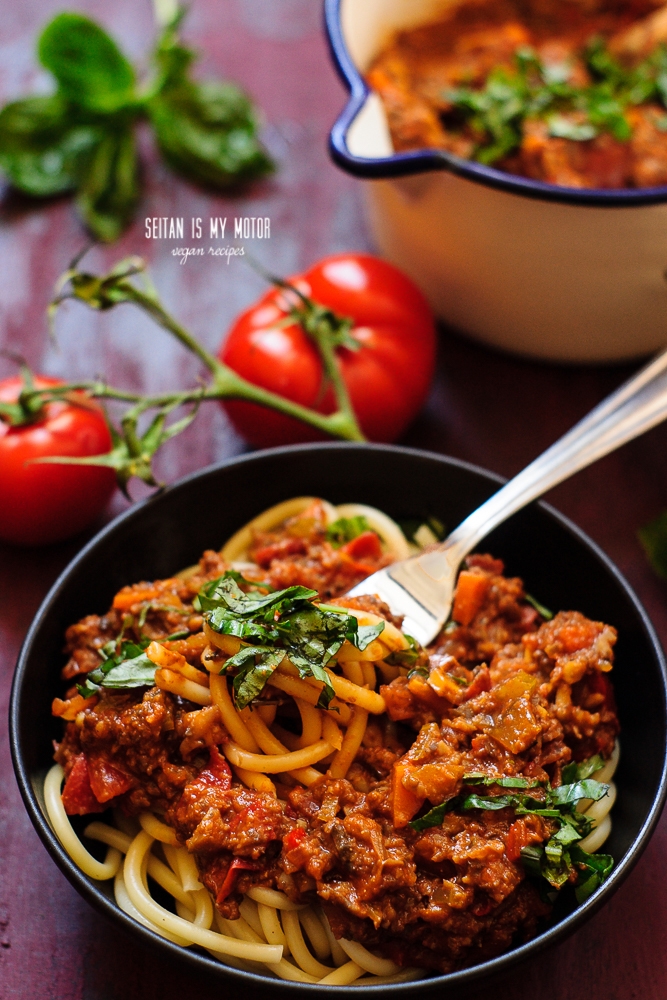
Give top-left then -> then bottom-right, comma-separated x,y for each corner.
0,376 -> 116,546
219,253 -> 436,447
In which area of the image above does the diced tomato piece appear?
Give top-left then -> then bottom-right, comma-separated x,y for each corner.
341,531 -> 383,561
215,858 -> 258,905
391,762 -> 425,828
86,754 -> 135,803
506,818 -> 545,862
198,745 -> 233,790
61,754 -> 105,816
452,570 -> 490,626
284,827 -> 307,852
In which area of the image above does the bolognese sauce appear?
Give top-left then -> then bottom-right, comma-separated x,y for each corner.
49,500 -> 619,979
367,0 -> 667,188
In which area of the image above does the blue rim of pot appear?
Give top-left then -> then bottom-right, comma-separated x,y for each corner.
324,0 -> 667,207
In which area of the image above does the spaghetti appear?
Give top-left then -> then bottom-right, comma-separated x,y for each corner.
45,498 -> 620,981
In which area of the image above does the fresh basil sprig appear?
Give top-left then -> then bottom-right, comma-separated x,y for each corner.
445,40 -> 667,166
409,767 -> 612,900
0,7 -> 273,241
197,572 -> 385,710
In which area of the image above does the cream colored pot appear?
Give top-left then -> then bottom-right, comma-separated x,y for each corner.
326,0 -> 667,362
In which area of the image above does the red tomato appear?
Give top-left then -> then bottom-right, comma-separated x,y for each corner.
220,253 -> 436,447
0,375 -> 116,546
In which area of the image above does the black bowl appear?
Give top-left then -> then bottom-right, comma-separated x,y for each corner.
9,443 -> 667,996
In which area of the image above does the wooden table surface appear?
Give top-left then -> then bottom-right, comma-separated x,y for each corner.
2,2 -> 667,997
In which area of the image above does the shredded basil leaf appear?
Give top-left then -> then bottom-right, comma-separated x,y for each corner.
409,767 -> 613,899
163,629 -> 190,641
524,593 -> 554,620
561,754 -> 605,785
386,634 -> 421,669
199,571 -> 384,709
77,637 -> 156,695
444,40 -> 667,165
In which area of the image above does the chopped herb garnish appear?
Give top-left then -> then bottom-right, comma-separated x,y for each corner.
524,593 -> 554,620
326,515 -> 372,547
444,40 -> 667,165
409,764 -> 613,899
386,634 -> 421,669
561,755 -> 604,785
163,629 -> 191,642
76,637 -> 154,696
197,572 -> 385,710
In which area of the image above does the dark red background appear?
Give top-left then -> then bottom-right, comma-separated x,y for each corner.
1,2 -> 667,997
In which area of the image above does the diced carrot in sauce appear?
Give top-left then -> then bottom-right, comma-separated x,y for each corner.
556,621 -> 600,653
112,583 -> 183,611
391,763 -> 425,828
61,754 -> 105,816
452,570 -> 490,626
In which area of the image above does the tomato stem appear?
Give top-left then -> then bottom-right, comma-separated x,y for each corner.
35,253 -> 367,491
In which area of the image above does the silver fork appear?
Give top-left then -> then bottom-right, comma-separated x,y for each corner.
348,345 -> 667,646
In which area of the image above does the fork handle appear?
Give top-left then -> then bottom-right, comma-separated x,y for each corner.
435,345 -> 667,566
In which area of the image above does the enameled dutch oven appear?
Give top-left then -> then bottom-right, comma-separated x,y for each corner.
9,444 -> 667,995
325,0 -> 667,363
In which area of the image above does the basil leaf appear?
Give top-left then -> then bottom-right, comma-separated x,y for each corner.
163,629 -> 190,642
524,593 -> 553,621
95,650 -> 157,689
199,572 -> 373,709
224,645 -> 286,710
38,13 -> 135,114
76,679 -> 101,698
326,516 -> 371,547
462,793 -> 515,811
571,845 -> 614,903
75,126 -> 139,242
550,779 -> 609,807
562,754 -> 605,784
409,798 -> 459,831
463,773 -> 539,789
0,96 -> 98,196
520,844 -> 544,877
355,621 -> 385,650
386,634 -> 420,668
149,80 -> 273,189
552,821 -> 583,846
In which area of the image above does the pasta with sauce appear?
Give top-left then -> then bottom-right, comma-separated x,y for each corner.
45,498 -> 620,981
